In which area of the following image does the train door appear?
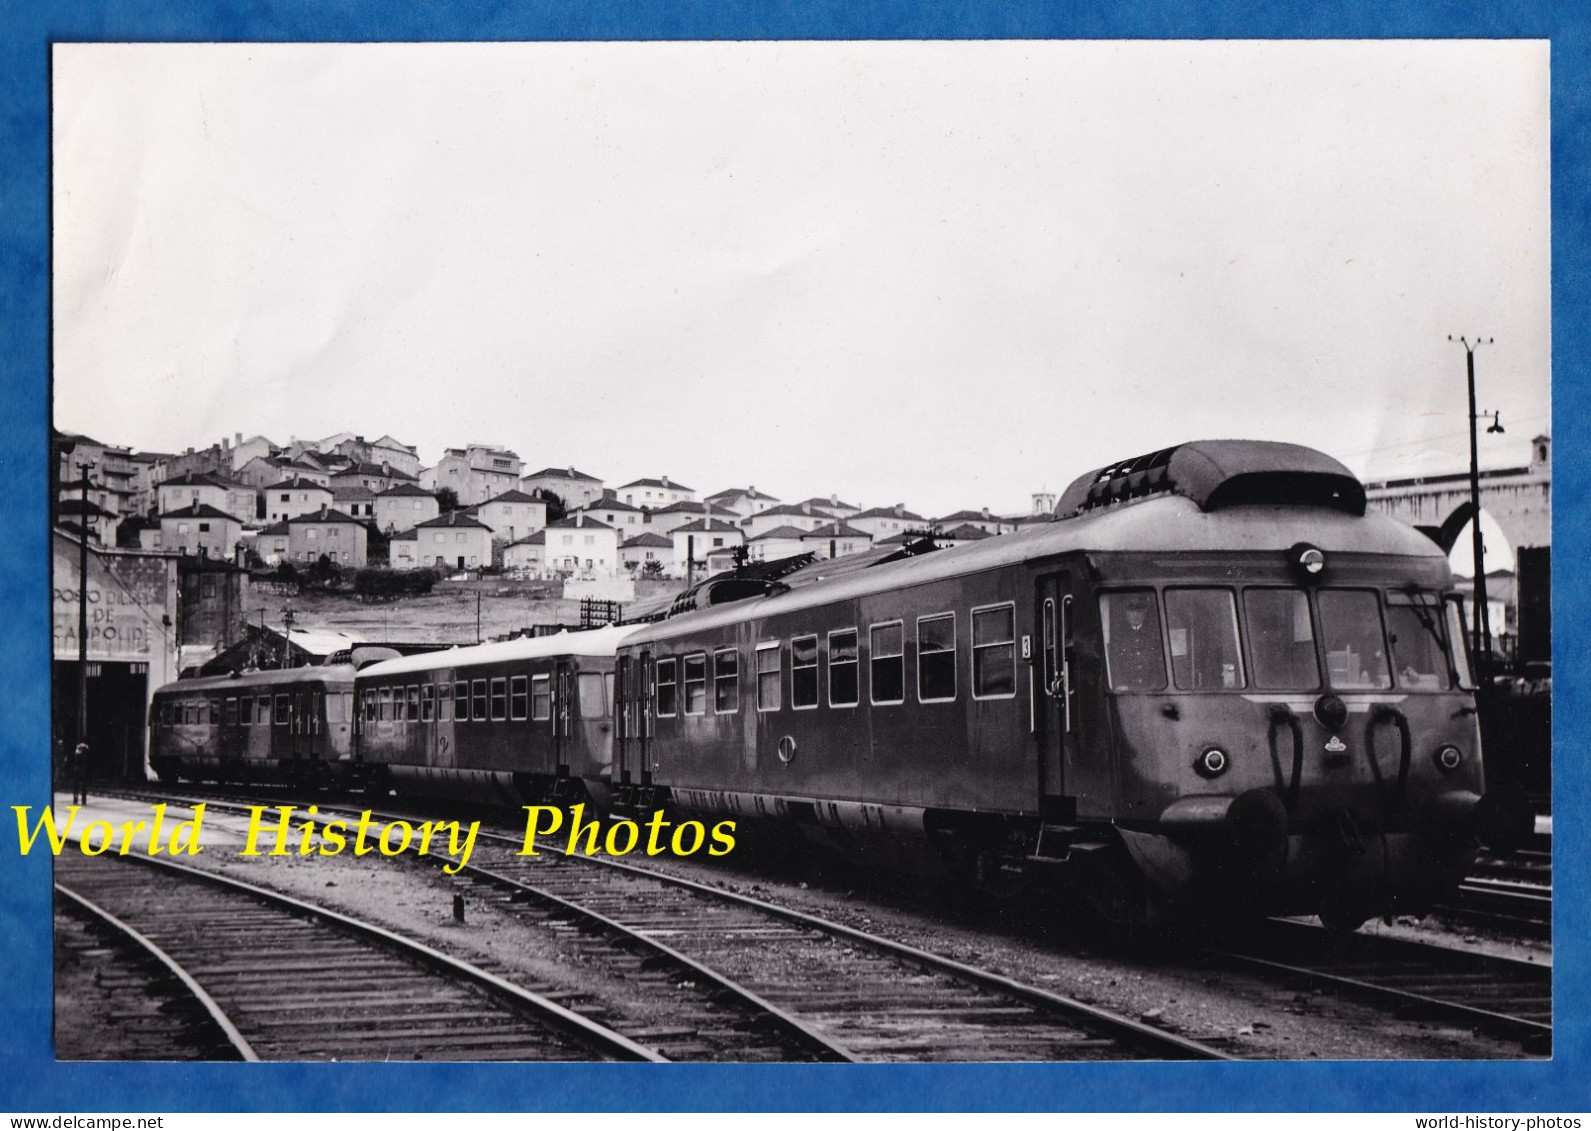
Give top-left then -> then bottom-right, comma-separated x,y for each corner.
615,656 -> 633,785
1035,573 -> 1079,812
638,651 -> 655,786
554,662 -> 573,776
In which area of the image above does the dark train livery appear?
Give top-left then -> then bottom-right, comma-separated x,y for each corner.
148,440 -> 1521,929
149,664 -> 360,789
351,626 -> 636,808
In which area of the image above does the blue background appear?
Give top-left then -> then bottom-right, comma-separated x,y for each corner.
1,0 -> 1582,1113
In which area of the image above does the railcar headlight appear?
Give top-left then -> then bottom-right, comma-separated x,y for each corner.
1195,746 -> 1229,778
1433,744 -> 1463,773
1288,542 -> 1327,582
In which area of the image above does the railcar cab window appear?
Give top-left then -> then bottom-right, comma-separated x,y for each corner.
490,678 -> 508,721
917,614 -> 956,702
1101,590 -> 1167,692
1317,589 -> 1392,690
578,672 -> 606,718
256,698 -> 270,725
870,622 -> 905,705
828,630 -> 859,707
437,683 -> 452,722
791,635 -> 819,709
224,697 -> 238,726
510,676 -> 528,720
275,694 -> 290,725
531,674 -> 552,720
1164,589 -> 1245,690
454,681 -> 469,721
472,679 -> 489,721
714,650 -> 740,713
1444,597 -> 1476,689
421,684 -> 435,722
655,659 -> 678,718
1385,593 -> 1454,690
239,696 -> 253,725
1244,588 -> 1320,689
971,604 -> 1017,698
683,654 -> 708,715
756,643 -> 781,711
407,686 -> 421,721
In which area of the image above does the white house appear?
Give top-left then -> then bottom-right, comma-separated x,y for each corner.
800,522 -> 875,560
372,483 -> 441,534
671,518 -> 744,578
746,526 -> 810,563
263,477 -> 335,524
573,498 -> 649,532
619,531 -> 674,577
472,489 -> 548,542
521,466 -> 605,510
400,511 -> 494,571
617,475 -> 695,510
543,514 -> 621,578
502,532 -> 546,576
738,502 -> 835,539
704,486 -> 780,517
849,504 -> 929,541
157,471 -> 257,524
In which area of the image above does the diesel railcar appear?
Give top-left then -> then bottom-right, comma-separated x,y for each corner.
611,440 -> 1513,928
352,626 -> 638,807
149,664 -> 360,788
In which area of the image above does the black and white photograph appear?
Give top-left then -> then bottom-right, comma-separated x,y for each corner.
47,39 -> 1551,1066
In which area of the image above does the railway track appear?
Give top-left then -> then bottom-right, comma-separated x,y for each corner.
54,889 -> 253,1060
84,787 -> 1232,1061
1200,918 -> 1550,1054
53,851 -> 662,1062
1430,845 -> 1552,938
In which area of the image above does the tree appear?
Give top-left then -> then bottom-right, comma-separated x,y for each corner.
641,559 -> 665,580
538,490 -> 568,524
435,487 -> 461,513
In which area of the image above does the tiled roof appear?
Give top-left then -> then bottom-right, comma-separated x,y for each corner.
376,483 -> 435,499
802,522 -> 871,540
524,466 -> 602,482
480,489 -> 543,505
619,477 -> 693,492
263,477 -> 333,492
257,521 -> 290,537
707,487 -> 780,503
620,532 -> 672,548
508,531 -> 547,546
415,512 -> 493,531
160,470 -> 251,492
748,503 -> 831,520
853,505 -> 925,521
937,523 -> 994,540
161,502 -> 238,521
331,462 -> 417,481
672,518 -> 742,534
935,509 -> 998,524
546,515 -> 615,531
796,496 -> 857,511
287,508 -> 365,526
750,525 -> 811,541
332,485 -> 376,502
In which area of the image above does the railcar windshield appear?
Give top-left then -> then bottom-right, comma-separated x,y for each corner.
1244,588 -> 1320,689
1385,598 -> 1453,690
1164,589 -> 1245,690
1101,589 -> 1167,691
1316,589 -> 1392,689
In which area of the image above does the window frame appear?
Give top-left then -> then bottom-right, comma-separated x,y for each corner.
654,658 -> 679,718
531,673 -> 552,721
827,628 -> 860,708
454,680 -> 470,722
510,675 -> 528,720
790,634 -> 820,710
869,620 -> 906,706
421,684 -> 435,722
714,648 -> 740,714
970,601 -> 1018,700
683,652 -> 709,716
1162,587 -> 1247,692
916,612 -> 958,704
472,679 -> 489,722
755,641 -> 782,712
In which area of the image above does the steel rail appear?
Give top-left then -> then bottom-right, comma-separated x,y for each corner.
54,882 -> 261,1062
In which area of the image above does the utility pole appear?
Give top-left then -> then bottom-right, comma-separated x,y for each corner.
76,462 -> 94,763
282,604 -> 296,669
1450,334 -> 1500,675
476,589 -> 482,644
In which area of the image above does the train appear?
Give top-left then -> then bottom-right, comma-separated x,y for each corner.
147,439 -> 1531,929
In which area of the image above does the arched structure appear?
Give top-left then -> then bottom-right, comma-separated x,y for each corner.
1362,434 -> 1551,556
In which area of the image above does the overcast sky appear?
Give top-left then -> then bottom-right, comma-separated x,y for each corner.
52,40 -> 1549,521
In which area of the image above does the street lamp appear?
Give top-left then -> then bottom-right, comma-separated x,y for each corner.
1449,335 -> 1502,675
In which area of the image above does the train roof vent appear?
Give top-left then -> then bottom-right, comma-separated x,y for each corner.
350,646 -> 404,670
1056,440 -> 1366,518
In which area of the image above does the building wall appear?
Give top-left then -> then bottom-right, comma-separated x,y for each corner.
413,525 -> 493,569
288,521 -> 368,567
373,493 -> 441,533
159,514 -> 242,558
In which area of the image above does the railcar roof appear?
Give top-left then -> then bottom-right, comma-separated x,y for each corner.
624,495 -> 1445,645
358,624 -> 642,678
155,664 -> 357,695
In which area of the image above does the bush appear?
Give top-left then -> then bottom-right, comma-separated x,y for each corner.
354,567 -> 439,600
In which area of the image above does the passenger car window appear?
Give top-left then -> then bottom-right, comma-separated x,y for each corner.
917,614 -> 956,702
